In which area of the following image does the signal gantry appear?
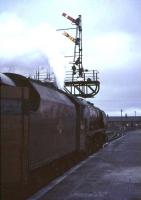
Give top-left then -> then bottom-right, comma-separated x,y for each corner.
59,13 -> 100,98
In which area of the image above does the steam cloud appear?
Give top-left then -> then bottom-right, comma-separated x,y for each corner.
0,12 -> 66,88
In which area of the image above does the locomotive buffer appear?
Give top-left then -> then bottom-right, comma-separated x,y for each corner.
59,13 -> 100,98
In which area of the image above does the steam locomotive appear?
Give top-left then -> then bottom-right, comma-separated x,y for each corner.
0,73 -> 107,199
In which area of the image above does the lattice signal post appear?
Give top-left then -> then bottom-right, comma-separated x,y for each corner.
60,13 -> 100,98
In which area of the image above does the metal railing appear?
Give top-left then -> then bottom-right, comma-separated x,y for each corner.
65,69 -> 99,83
29,71 -> 55,82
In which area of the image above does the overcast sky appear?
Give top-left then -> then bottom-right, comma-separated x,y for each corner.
0,0 -> 141,116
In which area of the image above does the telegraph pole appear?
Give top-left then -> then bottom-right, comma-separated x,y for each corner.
121,109 -> 123,131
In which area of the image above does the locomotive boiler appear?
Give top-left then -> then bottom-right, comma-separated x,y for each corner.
0,73 -> 107,199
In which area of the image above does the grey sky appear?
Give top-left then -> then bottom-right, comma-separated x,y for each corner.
0,0 -> 141,116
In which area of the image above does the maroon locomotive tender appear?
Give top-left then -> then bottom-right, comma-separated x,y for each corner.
0,73 -> 107,199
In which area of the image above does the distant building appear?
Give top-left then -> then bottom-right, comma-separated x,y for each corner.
107,116 -> 141,131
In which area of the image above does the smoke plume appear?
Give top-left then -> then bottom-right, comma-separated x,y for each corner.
0,12 -> 66,88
